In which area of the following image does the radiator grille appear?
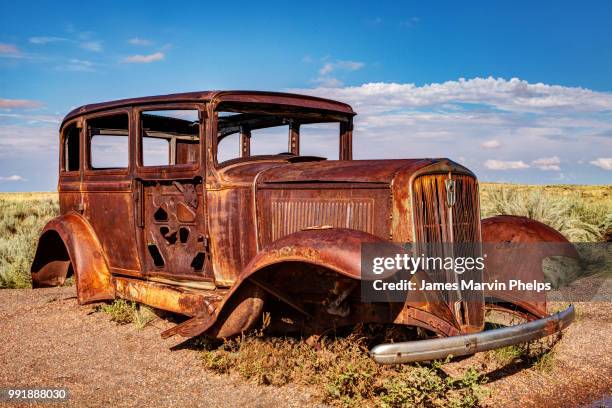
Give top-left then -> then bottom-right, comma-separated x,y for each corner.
412,173 -> 480,244
412,173 -> 483,329
269,199 -> 374,242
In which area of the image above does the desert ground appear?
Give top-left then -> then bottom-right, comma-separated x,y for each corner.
0,184 -> 610,407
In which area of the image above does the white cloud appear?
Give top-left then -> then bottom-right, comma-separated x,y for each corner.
314,59 -> 365,88
0,98 -> 43,109
128,37 -> 152,46
122,52 -> 165,63
61,59 -> 95,72
81,41 -> 102,52
319,63 -> 335,76
0,123 -> 56,155
29,36 -> 67,44
532,156 -> 561,171
287,76 -> 612,182
484,160 -> 530,170
314,77 -> 344,88
0,174 -> 26,182
294,77 -> 612,114
481,139 -> 501,149
318,60 -> 364,76
0,112 -> 60,124
589,158 -> 612,171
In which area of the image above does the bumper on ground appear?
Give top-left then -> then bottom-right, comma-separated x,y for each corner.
371,305 -> 575,364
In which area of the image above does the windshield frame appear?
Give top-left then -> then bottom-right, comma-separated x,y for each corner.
211,101 -> 353,168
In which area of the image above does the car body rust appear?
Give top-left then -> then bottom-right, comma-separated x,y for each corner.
31,90 -> 577,357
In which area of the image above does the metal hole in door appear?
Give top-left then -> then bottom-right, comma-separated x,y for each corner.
179,227 -> 189,244
147,244 -> 165,268
160,226 -> 177,245
191,252 -> 205,271
153,206 -> 168,222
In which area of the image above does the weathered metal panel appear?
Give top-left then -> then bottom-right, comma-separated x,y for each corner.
207,187 -> 258,286
141,180 -> 213,281
257,186 -> 391,247
114,276 -> 222,317
269,198 -> 374,241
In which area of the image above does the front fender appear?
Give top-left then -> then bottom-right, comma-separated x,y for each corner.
31,212 -> 114,304
482,215 -> 579,318
242,228 -> 389,281
162,228 -> 459,339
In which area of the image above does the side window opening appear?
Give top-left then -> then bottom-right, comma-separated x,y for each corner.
300,122 -> 340,159
140,110 -> 200,167
63,123 -> 80,172
88,113 -> 129,170
217,132 -> 240,163
249,125 -> 289,156
142,137 -> 170,166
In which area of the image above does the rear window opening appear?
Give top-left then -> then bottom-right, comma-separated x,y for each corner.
62,123 -> 80,172
87,113 -> 129,170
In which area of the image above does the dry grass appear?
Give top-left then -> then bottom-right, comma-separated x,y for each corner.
485,337 -> 558,373
0,192 -> 58,288
96,299 -> 157,329
197,326 -> 489,408
480,183 -> 611,242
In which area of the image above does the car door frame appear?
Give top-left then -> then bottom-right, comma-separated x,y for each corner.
133,102 -> 211,282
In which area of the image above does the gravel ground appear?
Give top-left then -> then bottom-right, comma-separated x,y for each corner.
0,286 -> 610,408
0,287 -> 315,408
479,301 -> 612,407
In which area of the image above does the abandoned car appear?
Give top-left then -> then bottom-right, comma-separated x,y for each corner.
31,91 -> 575,363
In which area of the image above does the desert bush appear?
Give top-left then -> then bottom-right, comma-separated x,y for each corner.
480,185 -> 611,242
97,299 -> 156,328
0,193 -> 59,288
200,331 -> 489,407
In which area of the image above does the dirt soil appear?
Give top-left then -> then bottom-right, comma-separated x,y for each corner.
1,287 -> 610,408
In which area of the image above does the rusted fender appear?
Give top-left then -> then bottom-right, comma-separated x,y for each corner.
162,228 -> 393,339
31,212 -> 114,304
481,215 -> 579,318
243,228 -> 392,280
162,228 -> 460,340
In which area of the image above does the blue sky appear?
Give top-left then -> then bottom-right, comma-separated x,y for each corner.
1,0 -> 611,191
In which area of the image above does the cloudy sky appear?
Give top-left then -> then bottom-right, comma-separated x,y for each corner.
1,0 -> 611,191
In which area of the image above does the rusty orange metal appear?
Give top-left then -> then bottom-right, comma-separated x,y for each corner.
31,90 -> 577,350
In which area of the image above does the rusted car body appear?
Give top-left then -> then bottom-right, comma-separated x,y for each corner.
31,91 -> 575,363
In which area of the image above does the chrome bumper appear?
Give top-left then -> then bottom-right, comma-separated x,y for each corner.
371,305 -> 575,364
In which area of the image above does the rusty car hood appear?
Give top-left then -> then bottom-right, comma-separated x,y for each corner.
256,158 -> 447,185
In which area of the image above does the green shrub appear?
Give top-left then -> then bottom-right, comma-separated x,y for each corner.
98,299 -> 156,328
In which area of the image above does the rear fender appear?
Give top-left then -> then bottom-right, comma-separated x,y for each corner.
31,212 -> 114,304
482,215 -> 579,318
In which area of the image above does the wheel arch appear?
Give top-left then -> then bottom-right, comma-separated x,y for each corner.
481,215 -> 579,319
31,212 -> 114,304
